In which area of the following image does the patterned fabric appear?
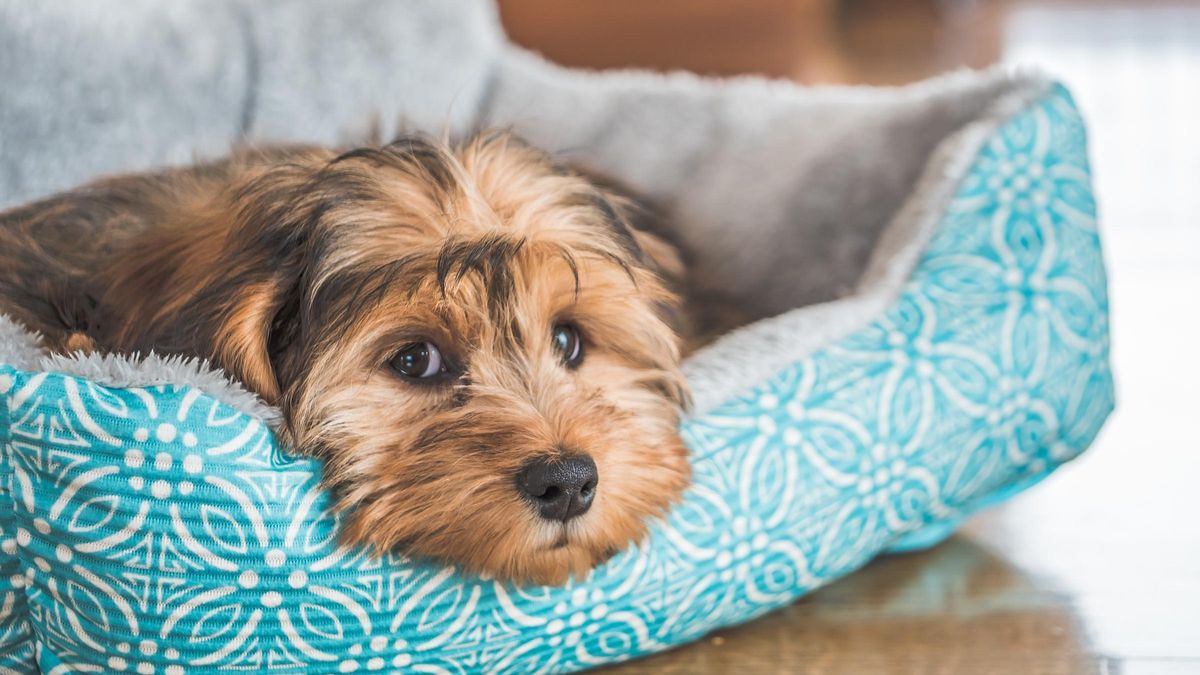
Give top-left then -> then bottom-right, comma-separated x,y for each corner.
0,85 -> 1112,674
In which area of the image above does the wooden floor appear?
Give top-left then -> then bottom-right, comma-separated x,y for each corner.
501,2 -> 1200,672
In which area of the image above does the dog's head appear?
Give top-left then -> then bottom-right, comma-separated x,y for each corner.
100,133 -> 690,584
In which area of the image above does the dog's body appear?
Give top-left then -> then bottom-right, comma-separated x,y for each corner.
0,134 -> 690,584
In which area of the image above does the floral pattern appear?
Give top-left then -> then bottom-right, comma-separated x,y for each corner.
0,85 -> 1112,674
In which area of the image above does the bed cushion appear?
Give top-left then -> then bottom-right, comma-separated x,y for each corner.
0,79 -> 1112,672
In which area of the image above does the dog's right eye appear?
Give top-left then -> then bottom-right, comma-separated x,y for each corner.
389,342 -> 445,379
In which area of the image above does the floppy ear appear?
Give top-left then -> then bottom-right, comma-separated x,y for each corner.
628,226 -> 685,281
62,165 -> 316,405
151,207 -> 314,406
0,150 -> 322,405
574,169 -> 686,282
100,226 -> 309,405
207,276 -> 302,403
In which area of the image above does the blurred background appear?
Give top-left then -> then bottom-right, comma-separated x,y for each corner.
501,1 -> 1200,673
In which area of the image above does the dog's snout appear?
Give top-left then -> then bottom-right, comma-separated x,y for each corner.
517,454 -> 598,522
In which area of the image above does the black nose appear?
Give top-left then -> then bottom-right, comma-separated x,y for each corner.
517,454 -> 598,522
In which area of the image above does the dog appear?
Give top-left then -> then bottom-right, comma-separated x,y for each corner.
0,132 -> 691,585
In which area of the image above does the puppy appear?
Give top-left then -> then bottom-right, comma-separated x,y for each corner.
0,133 -> 691,585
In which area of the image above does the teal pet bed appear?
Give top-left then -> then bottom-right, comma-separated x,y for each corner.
0,69 -> 1112,673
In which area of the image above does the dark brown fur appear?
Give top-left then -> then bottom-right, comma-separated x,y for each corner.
0,133 -> 691,584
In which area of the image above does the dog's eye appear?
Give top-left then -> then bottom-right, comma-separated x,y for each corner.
390,341 -> 445,379
551,324 -> 583,368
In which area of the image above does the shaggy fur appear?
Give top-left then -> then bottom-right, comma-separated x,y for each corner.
0,132 -> 691,585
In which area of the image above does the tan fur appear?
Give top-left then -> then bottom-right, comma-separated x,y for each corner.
0,133 -> 691,585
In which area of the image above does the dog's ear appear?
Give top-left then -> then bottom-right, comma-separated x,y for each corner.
627,226 -> 685,281
0,151 -> 322,406
191,205 -> 314,406
104,227 -> 309,405
576,170 -> 686,283
67,158 -> 321,406
602,191 -> 687,285
208,274 -> 302,403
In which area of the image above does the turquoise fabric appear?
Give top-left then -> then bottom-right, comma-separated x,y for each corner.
0,85 -> 1112,674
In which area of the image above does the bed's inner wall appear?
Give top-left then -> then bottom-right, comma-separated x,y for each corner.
0,0 -> 500,209
486,58 -> 1039,326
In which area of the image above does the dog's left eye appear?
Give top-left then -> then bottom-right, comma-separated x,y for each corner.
389,341 -> 445,379
552,324 -> 584,368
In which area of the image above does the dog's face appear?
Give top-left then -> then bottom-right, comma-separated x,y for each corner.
94,134 -> 690,584
286,137 -> 690,584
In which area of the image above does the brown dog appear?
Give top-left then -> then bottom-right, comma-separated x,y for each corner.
0,132 -> 691,585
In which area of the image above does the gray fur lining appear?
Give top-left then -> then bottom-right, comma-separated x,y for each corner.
681,71 -> 1051,415
0,314 -> 280,425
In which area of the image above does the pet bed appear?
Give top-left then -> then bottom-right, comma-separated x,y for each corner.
0,3 -> 1112,673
